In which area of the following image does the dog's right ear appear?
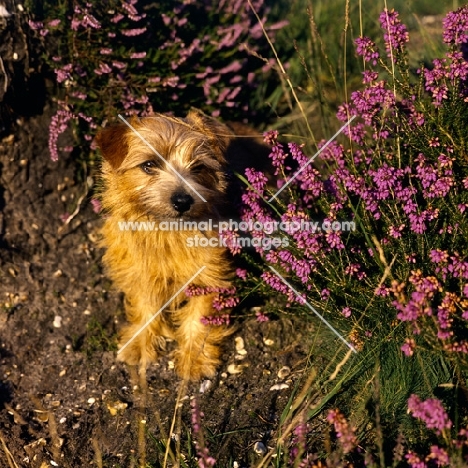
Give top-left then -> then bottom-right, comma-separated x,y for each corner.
95,124 -> 129,170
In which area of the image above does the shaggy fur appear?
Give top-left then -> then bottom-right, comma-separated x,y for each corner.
97,110 -> 235,380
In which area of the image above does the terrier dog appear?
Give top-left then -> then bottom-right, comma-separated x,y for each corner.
96,110 -> 237,380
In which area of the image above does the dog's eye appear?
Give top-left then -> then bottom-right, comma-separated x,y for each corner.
140,160 -> 158,174
191,163 -> 205,174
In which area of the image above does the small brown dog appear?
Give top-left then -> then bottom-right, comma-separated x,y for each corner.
97,110 -> 237,380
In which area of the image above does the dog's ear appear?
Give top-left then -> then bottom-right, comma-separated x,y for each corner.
95,124 -> 129,170
185,109 -> 233,158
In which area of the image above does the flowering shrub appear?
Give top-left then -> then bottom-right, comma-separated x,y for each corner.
27,0 -> 286,161
231,5 -> 468,464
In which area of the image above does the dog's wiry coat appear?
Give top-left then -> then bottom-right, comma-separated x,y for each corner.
97,110 -> 234,380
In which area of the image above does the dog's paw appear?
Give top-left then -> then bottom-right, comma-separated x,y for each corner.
173,348 -> 219,381
116,325 -> 159,367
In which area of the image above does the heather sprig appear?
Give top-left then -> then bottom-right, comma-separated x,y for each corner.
27,0 -> 286,161
190,397 -> 216,468
233,6 -> 468,465
239,5 -> 468,360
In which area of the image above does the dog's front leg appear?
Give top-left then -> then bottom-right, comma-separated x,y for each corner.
172,294 -> 231,380
117,294 -> 173,372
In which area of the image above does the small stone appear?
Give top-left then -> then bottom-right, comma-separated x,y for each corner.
59,417 -> 66,424
277,366 -> 291,379
59,369 -> 66,377
106,400 -> 128,416
254,441 -> 267,455
53,316 -> 62,328
263,338 -> 274,346
269,383 -> 289,391
235,336 -> 245,352
227,364 -> 244,374
34,410 -> 48,422
87,397 -> 96,405
199,380 -> 212,394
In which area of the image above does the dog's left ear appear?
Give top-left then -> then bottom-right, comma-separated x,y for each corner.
185,109 -> 233,160
95,123 -> 129,170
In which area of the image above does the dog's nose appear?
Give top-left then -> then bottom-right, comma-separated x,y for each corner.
171,192 -> 194,214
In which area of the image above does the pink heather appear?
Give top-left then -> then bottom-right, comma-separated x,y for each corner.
407,395 -> 452,434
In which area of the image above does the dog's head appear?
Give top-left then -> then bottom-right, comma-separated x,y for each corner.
96,110 -> 233,220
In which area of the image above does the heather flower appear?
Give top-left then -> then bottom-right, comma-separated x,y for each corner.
320,288 -> 330,301
90,199 -> 102,214
122,2 -> 139,16
219,229 -> 241,255
379,9 -> 409,60
49,107 -> 74,161
28,20 -> 44,30
427,445 -> 450,465
326,409 -> 357,454
405,452 -> 428,468
430,249 -> 449,264
261,272 -> 305,305
55,64 -> 73,83
94,63 -> 112,75
255,310 -> 269,322
47,19 -> 61,28
190,398 -> 216,467
110,13 -> 124,23
121,27 -> 147,36
401,338 -> 416,356
375,285 -> 390,297
236,268 -> 247,280
407,395 -> 452,434
389,224 -> 405,238
263,130 -> 279,145
200,314 -> 230,326
355,37 -> 380,65
442,6 -> 468,44
348,81 -> 395,125
130,52 -> 147,59
341,307 -> 352,318
212,290 -> 239,311
362,70 -> 379,83
245,167 -> 268,193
